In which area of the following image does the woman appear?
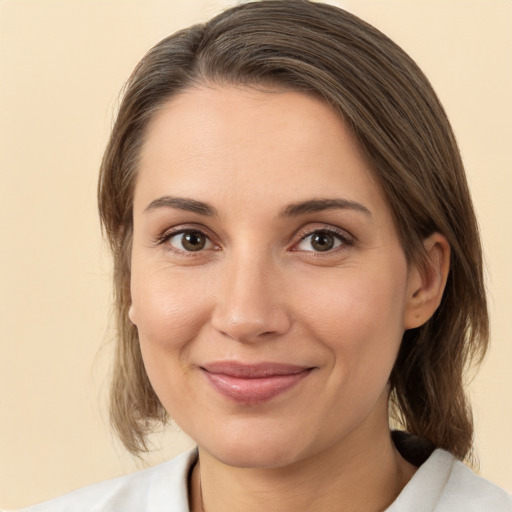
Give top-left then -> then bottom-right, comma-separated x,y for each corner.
20,0 -> 511,510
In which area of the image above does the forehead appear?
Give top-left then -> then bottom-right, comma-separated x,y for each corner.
134,85 -> 387,219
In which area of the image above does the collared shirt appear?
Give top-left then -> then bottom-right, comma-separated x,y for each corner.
13,448 -> 512,511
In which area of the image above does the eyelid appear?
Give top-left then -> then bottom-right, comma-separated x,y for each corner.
291,224 -> 355,252
153,222 -> 354,255
155,224 -> 220,251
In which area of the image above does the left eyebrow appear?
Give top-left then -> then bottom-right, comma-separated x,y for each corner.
144,195 -> 218,216
277,198 -> 372,219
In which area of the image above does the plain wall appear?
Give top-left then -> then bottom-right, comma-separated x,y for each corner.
0,0 -> 510,508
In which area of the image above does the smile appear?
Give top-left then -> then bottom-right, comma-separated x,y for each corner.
200,361 -> 314,405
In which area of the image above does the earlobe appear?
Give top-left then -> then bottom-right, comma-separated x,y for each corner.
128,304 -> 137,325
404,233 -> 450,330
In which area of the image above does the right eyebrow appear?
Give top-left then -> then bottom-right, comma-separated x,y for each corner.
277,198 -> 372,219
144,195 -> 218,217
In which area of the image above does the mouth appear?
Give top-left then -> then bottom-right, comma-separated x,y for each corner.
200,361 -> 314,405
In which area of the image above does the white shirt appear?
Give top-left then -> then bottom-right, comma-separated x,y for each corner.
13,448 -> 512,511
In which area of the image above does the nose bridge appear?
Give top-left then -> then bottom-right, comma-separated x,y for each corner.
211,247 -> 291,342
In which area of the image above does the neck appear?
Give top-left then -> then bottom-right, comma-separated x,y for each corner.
190,425 -> 416,512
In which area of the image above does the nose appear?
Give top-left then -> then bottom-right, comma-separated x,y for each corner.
210,254 -> 292,343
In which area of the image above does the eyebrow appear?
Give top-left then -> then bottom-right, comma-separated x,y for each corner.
144,196 -> 371,218
278,198 -> 372,218
144,196 -> 218,216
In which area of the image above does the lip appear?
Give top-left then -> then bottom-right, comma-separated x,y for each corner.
200,361 -> 314,405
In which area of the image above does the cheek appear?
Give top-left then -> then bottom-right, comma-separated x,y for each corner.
296,267 -> 408,383
129,267 -> 214,416
131,266 -> 211,349
130,265 -> 214,405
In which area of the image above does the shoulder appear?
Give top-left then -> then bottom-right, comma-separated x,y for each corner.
441,452 -> 512,511
16,449 -> 197,512
388,449 -> 512,512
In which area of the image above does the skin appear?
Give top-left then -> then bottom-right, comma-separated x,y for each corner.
129,85 -> 450,512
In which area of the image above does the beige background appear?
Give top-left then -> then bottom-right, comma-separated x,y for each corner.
0,0 -> 510,508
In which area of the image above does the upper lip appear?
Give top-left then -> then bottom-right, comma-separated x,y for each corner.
201,361 -> 313,378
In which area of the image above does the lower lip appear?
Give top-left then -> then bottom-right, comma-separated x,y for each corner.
203,369 -> 312,405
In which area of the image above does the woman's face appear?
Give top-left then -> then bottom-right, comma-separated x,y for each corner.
130,85 -> 421,469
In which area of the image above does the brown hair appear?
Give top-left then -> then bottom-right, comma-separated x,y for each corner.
98,0 -> 488,460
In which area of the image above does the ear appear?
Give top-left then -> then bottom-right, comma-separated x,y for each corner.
128,304 -> 137,325
403,233 -> 450,330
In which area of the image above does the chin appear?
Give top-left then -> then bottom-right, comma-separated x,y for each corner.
198,428 -> 309,469
209,443 -> 299,470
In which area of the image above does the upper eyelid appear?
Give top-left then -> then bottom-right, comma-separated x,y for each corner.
291,224 -> 356,253
294,224 -> 354,242
157,224 -> 215,242
154,222 -> 355,249
158,223 -> 212,238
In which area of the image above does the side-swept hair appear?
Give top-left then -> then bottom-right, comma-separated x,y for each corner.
98,0 -> 488,459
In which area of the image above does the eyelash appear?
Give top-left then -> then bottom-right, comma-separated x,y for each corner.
155,225 -> 219,256
155,225 -> 354,255
293,226 -> 354,254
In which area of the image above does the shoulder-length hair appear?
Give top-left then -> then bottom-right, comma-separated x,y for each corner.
98,0 -> 488,460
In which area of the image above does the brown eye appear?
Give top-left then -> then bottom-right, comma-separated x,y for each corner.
311,232 -> 335,251
168,230 -> 211,252
296,230 -> 345,252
